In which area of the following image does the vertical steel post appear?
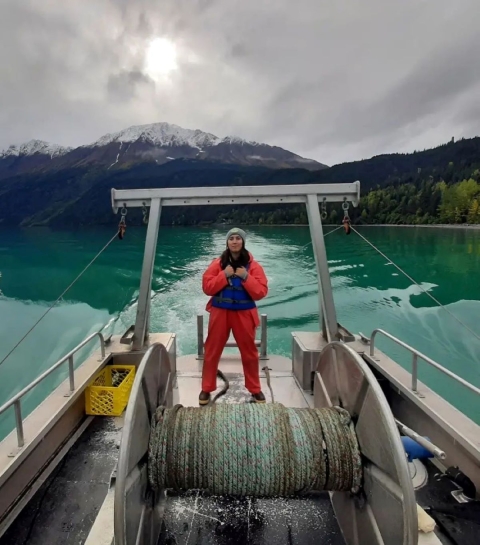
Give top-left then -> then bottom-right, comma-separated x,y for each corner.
305,194 -> 339,341
260,313 -> 268,359
197,315 -> 204,359
133,198 -> 162,351
68,355 -> 75,392
14,401 -> 24,448
412,354 -> 418,393
98,332 -> 106,359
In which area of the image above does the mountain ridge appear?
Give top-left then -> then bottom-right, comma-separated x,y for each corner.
0,122 -> 326,180
0,139 -> 72,158
86,122 -> 239,148
0,133 -> 479,228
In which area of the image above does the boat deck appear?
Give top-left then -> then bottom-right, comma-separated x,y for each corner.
1,351 -> 478,545
0,353 -> 322,545
0,415 -> 123,545
415,460 -> 480,545
175,353 -> 313,407
158,490 -> 344,545
159,353 -> 344,545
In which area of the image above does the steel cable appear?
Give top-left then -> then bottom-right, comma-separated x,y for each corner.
0,231 -> 120,368
350,226 -> 480,342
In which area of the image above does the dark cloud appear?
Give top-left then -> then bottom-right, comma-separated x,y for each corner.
107,70 -> 155,102
1,0 -> 479,164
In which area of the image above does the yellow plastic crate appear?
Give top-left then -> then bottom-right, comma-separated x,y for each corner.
85,364 -> 135,416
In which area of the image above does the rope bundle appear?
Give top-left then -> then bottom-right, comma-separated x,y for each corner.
148,403 -> 362,497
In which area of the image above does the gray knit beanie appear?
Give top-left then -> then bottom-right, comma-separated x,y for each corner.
226,227 -> 246,244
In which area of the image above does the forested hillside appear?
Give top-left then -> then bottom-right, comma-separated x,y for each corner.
0,137 -> 479,227
232,173 -> 479,227
198,139 -> 480,226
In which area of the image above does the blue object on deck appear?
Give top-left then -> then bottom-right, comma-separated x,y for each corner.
401,436 -> 434,462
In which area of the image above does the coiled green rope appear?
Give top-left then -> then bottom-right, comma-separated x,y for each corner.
148,403 -> 362,497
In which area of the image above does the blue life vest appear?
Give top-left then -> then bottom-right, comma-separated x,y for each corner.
212,264 -> 256,310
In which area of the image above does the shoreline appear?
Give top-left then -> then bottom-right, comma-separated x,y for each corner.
10,223 -> 480,231
343,224 -> 480,230
212,223 -> 480,230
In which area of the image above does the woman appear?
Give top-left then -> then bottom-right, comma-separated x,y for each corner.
200,227 -> 268,405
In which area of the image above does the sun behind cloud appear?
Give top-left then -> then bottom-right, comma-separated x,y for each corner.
144,38 -> 178,80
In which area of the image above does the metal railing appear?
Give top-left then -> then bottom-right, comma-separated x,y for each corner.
0,332 -> 106,449
197,313 -> 268,360
369,328 -> 480,397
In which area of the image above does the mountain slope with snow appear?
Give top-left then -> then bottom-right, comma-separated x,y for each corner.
89,122 -> 222,149
0,139 -> 72,159
0,122 -> 326,180
76,122 -> 325,171
0,139 -> 73,180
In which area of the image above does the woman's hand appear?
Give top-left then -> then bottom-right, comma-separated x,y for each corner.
224,265 -> 234,278
235,267 -> 248,280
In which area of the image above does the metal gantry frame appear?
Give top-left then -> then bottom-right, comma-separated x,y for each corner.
111,182 -> 360,350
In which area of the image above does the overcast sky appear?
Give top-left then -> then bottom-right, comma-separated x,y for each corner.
1,0 -> 479,165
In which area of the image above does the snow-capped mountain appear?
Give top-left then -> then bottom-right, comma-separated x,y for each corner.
0,122 -> 326,180
90,122 -> 222,149
77,122 -> 325,171
0,139 -> 72,159
0,139 -> 73,180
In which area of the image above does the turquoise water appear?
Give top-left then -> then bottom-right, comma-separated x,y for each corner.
0,226 -> 479,438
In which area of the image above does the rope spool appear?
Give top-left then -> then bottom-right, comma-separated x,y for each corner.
148,403 -> 362,497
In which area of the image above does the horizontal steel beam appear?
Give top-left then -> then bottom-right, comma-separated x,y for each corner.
111,182 -> 360,211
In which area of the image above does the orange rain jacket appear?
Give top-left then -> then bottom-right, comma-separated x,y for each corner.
202,252 -> 268,326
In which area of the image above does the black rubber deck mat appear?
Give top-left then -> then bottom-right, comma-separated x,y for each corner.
428,507 -> 480,545
0,417 -> 120,545
157,490 -> 345,545
414,460 -> 480,545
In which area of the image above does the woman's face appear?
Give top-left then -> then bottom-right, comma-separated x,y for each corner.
227,234 -> 243,253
